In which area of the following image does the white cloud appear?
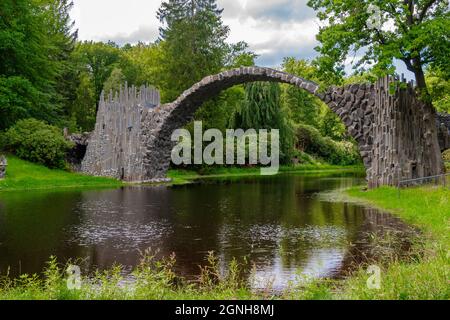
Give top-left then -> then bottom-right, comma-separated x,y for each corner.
71,0 -> 320,67
70,1 -> 414,79
72,0 -> 162,43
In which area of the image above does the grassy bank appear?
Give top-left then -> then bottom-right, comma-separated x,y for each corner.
1,185 -> 448,300
336,186 -> 449,300
0,156 -> 122,192
0,155 -> 364,191
168,164 -> 365,185
0,158 -> 447,299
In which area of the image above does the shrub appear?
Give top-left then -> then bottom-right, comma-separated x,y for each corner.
442,149 -> 450,162
0,119 -> 73,169
295,124 -> 361,165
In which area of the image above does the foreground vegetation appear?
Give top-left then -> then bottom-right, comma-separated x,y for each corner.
0,184 -> 447,300
0,156 -> 122,192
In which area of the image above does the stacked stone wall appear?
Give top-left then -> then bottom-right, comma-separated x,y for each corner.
81,85 -> 160,182
0,155 -> 6,179
368,76 -> 443,187
437,113 -> 450,151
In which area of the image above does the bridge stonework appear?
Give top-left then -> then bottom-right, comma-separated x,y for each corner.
81,67 -> 444,187
81,85 -> 160,181
437,113 -> 450,151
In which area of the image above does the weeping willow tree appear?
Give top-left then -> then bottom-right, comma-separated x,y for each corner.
231,81 -> 294,163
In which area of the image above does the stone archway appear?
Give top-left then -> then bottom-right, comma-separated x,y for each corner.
141,67 -> 375,181
82,67 -> 443,187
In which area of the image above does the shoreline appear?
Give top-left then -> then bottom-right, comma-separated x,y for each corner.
0,169 -> 448,299
333,185 -> 449,300
166,164 -> 365,185
0,156 -> 365,192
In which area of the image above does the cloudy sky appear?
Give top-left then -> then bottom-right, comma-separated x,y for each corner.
71,0 -> 321,66
71,0 -> 410,75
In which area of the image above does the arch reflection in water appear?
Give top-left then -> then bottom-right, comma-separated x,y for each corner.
0,173 -> 412,290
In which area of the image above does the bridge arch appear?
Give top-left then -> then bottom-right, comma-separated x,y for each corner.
142,67 -> 375,180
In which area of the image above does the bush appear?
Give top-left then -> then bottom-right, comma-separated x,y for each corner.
295,124 -> 361,165
442,149 -> 450,162
0,119 -> 73,169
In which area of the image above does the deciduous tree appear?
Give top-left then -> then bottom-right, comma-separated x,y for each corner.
308,0 -> 450,94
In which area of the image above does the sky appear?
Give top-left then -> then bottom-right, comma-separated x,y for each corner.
70,0 -> 412,76
71,0 -> 322,66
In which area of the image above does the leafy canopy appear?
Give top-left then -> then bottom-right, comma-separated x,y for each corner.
156,0 -> 253,102
308,0 -> 450,91
0,119 -> 73,169
232,82 -> 295,162
0,0 -> 77,130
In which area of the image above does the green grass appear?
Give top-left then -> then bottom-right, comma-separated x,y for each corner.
2,184 -> 447,300
0,154 -> 364,190
347,186 -> 449,243
0,157 -> 447,300
0,156 -> 122,192
336,186 -> 450,300
167,164 -> 365,185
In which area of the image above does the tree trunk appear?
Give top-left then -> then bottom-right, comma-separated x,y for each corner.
413,66 -> 427,91
412,57 -> 428,94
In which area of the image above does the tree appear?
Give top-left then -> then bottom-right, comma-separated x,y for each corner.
155,0 -> 256,139
156,0 -> 250,102
308,0 -> 450,93
1,119 -> 74,169
281,58 -> 322,127
426,67 -> 450,113
232,82 -> 294,163
0,0 -> 76,129
39,0 -> 78,111
157,0 -> 223,30
195,43 -> 256,131
281,58 -> 348,141
72,41 -> 122,110
120,42 -> 165,88
319,108 -> 347,141
103,68 -> 127,95
70,72 -> 96,131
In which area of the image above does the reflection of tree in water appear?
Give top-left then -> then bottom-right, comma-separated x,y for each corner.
337,208 -> 420,278
69,186 -> 176,274
277,203 -> 366,269
170,175 -> 368,284
2,173 -> 396,288
0,191 -> 85,277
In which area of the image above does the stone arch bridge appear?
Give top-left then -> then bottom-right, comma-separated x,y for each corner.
81,67 -> 444,188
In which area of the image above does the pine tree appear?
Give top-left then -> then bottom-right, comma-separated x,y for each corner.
40,0 -> 78,117
157,0 -> 223,36
156,0 -> 230,102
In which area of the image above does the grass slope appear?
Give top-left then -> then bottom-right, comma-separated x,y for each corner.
337,186 -> 450,300
168,164 -> 365,185
0,156 -> 122,192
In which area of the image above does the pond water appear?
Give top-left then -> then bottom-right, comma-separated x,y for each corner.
0,172 -> 410,290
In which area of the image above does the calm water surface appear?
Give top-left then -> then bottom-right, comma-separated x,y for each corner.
0,172 -> 399,289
